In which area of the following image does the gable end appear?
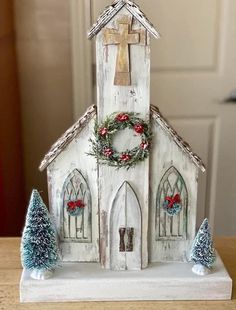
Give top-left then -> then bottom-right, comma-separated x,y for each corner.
88,0 -> 160,39
39,105 -> 97,172
151,104 -> 206,172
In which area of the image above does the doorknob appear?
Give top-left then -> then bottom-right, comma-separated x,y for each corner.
225,90 -> 236,103
126,227 -> 134,252
119,227 -> 126,252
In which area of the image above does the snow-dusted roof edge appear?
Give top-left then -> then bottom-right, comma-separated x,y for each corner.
151,104 -> 206,172
88,0 -> 160,39
39,105 -> 97,172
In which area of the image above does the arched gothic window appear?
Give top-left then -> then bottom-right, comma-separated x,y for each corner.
61,169 -> 92,243
156,166 -> 188,240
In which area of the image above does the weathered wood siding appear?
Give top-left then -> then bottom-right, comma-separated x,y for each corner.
47,116 -> 99,262
149,117 -> 199,262
96,7 -> 150,269
110,182 -> 142,270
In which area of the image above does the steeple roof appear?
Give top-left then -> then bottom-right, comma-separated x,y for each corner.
88,0 -> 160,39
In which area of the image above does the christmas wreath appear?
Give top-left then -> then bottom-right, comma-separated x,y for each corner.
66,199 -> 85,216
89,112 -> 152,169
163,194 -> 182,216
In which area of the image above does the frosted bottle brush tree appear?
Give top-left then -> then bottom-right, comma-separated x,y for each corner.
190,218 -> 216,276
21,189 -> 59,280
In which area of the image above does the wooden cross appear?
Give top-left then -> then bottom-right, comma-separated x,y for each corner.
103,16 -> 146,86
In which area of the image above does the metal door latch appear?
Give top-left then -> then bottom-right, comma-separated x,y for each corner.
126,227 -> 134,252
119,227 -> 126,252
119,227 -> 134,252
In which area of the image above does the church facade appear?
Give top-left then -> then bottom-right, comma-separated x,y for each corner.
39,0 -> 205,271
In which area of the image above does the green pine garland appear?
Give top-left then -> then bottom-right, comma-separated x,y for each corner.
89,112 -> 152,169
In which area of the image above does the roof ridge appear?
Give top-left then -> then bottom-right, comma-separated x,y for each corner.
88,0 -> 160,39
39,105 -> 97,172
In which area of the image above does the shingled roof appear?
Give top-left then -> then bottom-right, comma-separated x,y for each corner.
39,104 -> 205,173
88,0 -> 160,39
39,105 -> 97,172
151,105 -> 205,172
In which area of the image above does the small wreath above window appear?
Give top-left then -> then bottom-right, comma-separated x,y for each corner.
89,112 -> 152,169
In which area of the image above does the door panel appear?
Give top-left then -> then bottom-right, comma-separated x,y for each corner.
110,182 -> 142,270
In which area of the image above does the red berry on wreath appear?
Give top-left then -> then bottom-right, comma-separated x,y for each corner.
103,148 -> 113,157
134,123 -> 144,134
140,141 -> 149,150
116,113 -> 130,122
120,153 -> 132,161
99,127 -> 108,137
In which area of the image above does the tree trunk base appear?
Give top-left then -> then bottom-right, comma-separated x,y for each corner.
192,264 -> 210,276
30,269 -> 54,280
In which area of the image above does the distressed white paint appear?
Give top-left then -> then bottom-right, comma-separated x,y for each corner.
149,117 -> 199,262
20,253 -> 232,302
47,116 -> 99,262
96,7 -> 150,269
110,182 -> 141,270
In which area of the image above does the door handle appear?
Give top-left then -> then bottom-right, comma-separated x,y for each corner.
126,227 -> 134,252
119,227 -> 126,252
225,90 -> 236,103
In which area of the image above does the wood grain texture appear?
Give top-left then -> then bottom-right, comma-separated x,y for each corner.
149,117 -> 198,262
103,16 -> 146,86
0,237 -> 235,309
97,7 -> 150,269
110,182 -> 141,270
46,115 -> 99,262
20,254 -> 232,301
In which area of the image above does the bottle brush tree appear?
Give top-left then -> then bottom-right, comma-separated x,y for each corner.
21,189 -> 59,279
190,218 -> 216,275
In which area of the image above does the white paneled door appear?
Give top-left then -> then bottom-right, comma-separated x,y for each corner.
71,0 -> 236,235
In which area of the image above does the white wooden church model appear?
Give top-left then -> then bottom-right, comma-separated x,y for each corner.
20,0 -> 232,302
39,0 -> 205,270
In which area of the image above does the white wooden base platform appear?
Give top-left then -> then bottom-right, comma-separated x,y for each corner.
20,254 -> 232,302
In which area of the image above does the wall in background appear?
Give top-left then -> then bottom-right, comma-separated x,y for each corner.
0,0 -> 25,235
14,0 -> 74,205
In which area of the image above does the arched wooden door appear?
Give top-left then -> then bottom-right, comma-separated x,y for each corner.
110,182 -> 142,271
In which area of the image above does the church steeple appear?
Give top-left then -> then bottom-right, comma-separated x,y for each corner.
103,15 -> 146,86
89,0 -> 159,122
88,0 -> 160,40
88,0 -> 159,270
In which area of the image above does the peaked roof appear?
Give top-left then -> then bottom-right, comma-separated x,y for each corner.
151,105 -> 205,172
39,104 -> 205,173
39,105 -> 97,172
88,0 -> 160,39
